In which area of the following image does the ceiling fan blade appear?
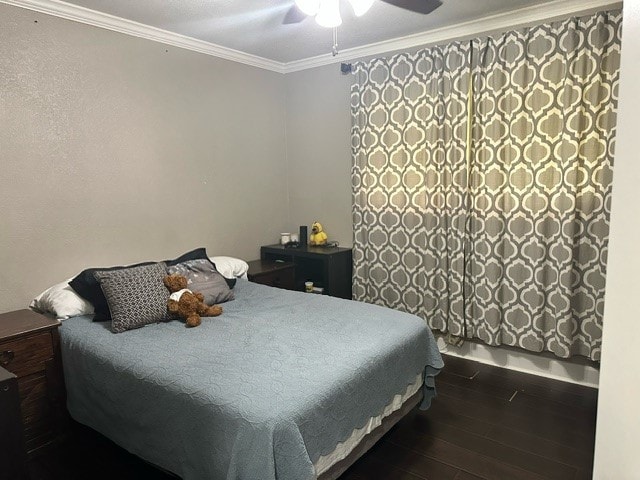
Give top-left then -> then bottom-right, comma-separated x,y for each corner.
381,0 -> 443,15
283,5 -> 308,24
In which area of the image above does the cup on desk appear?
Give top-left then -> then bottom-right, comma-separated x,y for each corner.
280,233 -> 291,245
305,281 -> 314,293
290,233 -> 299,243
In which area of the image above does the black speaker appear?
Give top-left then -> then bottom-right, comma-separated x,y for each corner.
299,226 -> 308,246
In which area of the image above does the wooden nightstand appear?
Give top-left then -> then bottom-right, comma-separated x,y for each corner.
0,366 -> 28,479
247,259 -> 296,290
0,309 -> 66,455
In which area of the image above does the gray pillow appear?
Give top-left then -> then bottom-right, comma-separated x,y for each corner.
94,262 -> 170,333
167,259 -> 235,305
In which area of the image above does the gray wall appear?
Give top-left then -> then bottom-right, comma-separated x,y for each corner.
0,4 -> 288,312
284,65 -> 353,247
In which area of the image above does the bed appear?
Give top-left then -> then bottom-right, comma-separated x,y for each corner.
59,279 -> 443,479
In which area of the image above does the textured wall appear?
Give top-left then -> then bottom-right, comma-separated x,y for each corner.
0,4 -> 288,312
593,1 -> 640,476
284,65 -> 353,247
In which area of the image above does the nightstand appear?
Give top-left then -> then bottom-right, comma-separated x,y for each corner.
0,366 -> 27,479
247,259 -> 296,290
0,309 -> 66,455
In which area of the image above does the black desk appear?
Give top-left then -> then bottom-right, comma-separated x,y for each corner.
260,244 -> 353,299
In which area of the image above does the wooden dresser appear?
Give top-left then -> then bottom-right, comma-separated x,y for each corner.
0,309 -> 66,455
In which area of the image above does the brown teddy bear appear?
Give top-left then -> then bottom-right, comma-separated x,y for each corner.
163,274 -> 223,328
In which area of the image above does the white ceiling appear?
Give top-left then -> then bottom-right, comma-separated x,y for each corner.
3,0 -> 620,70
60,0 -> 562,63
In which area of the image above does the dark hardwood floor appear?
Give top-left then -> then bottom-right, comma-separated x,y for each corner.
342,355 -> 598,480
28,354 -> 598,480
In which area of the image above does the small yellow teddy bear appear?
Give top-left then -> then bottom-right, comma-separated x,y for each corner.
309,221 -> 328,246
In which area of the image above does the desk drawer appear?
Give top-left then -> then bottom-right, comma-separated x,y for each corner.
0,332 -> 54,378
252,269 -> 295,290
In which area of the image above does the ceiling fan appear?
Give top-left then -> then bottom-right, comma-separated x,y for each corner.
284,0 -> 443,27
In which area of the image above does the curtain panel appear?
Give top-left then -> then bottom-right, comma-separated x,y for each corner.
350,10 -> 621,361
467,10 -> 621,361
351,44 -> 470,335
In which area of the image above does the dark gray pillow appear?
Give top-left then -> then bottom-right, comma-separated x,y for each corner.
69,247 -> 211,321
94,262 -> 170,333
167,259 -> 235,305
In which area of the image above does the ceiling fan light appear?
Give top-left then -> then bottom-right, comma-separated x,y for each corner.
315,0 -> 342,28
348,0 -> 374,17
295,0 -> 320,16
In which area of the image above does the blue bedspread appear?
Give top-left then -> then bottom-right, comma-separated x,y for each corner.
60,280 -> 443,480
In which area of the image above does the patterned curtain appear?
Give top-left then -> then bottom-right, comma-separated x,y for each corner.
467,11 -> 621,361
351,44 -> 470,335
350,10 -> 620,361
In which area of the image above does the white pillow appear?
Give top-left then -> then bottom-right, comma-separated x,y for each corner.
209,256 -> 249,279
30,279 -> 94,320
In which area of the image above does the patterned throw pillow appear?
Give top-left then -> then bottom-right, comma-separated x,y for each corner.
167,259 -> 235,305
94,262 -> 171,333
69,247 -> 212,321
69,261 -> 155,321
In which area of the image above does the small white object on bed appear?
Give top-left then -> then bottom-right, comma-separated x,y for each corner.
30,279 -> 94,320
209,256 -> 249,279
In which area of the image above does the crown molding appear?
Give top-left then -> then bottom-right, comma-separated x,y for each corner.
2,0 -> 621,75
0,0 -> 286,73
282,0 -> 622,73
